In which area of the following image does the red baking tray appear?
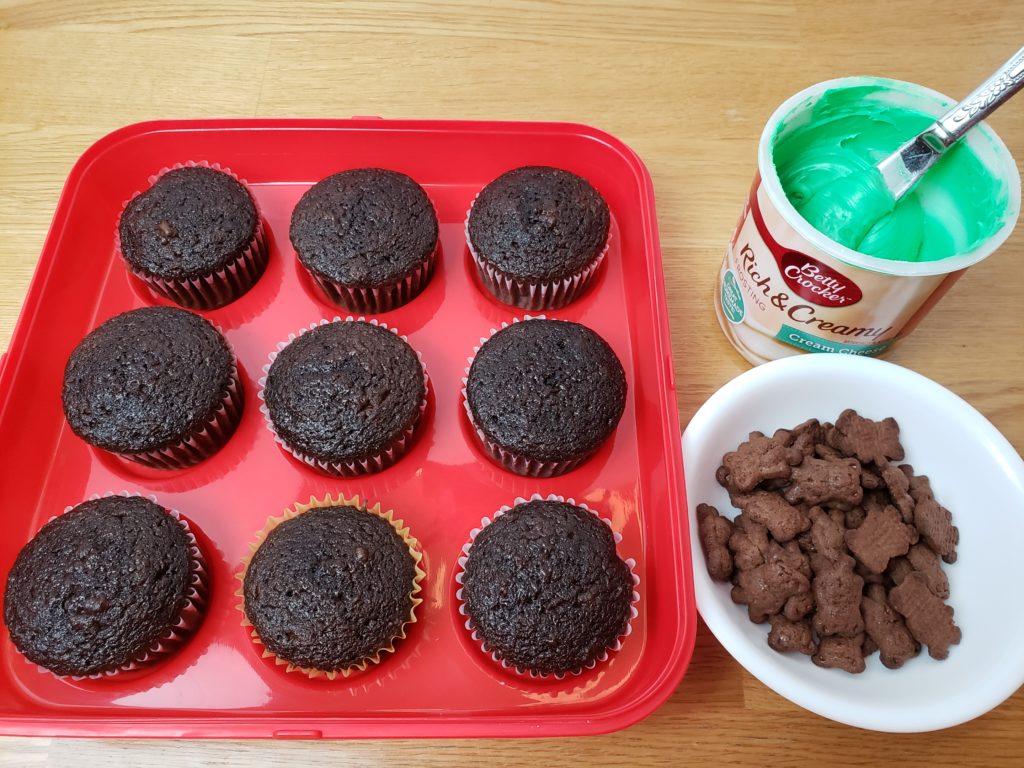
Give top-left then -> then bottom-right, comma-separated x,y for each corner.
0,119 -> 693,738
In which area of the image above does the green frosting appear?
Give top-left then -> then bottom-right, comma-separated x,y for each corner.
773,85 -> 1008,262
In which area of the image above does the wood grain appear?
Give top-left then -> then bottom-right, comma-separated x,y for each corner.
1,1 -> 1022,765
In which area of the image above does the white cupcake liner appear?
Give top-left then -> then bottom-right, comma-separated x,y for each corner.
118,354 -> 244,470
257,317 -> 429,477
32,491 -> 209,681
115,160 -> 270,310
465,193 -> 609,310
307,241 -> 438,313
454,493 -> 640,680
235,493 -> 426,680
462,315 -> 596,478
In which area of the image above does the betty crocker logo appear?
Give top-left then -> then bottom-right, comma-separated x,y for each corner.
745,175 -> 863,309
780,252 -> 863,307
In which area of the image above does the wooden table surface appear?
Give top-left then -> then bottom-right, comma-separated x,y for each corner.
1,1 -> 1022,765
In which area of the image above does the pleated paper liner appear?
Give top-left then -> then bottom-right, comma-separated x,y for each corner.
465,193 -> 609,311
235,493 -> 425,681
454,493 -> 640,680
115,160 -> 270,310
462,315 -> 601,478
257,317 -> 429,477
117,353 -> 244,470
31,491 -> 209,682
306,241 -> 439,313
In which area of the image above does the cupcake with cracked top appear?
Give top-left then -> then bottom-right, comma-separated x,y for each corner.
261,319 -> 427,476
464,318 -> 625,477
467,166 -> 610,309
3,495 -> 206,678
118,164 -> 267,309
458,499 -> 634,677
290,168 -> 439,312
240,500 -> 422,678
61,306 -> 242,469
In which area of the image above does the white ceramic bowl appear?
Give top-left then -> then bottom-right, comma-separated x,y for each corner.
683,354 -> 1024,732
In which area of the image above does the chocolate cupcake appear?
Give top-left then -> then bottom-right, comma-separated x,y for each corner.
457,498 -> 635,677
290,169 -> 439,313
62,306 -> 242,469
464,318 -> 626,477
3,495 -> 206,678
467,166 -> 610,310
239,498 -> 423,679
260,319 -> 427,476
118,164 -> 267,309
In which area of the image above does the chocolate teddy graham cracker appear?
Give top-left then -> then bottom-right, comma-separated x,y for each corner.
696,410 -> 960,675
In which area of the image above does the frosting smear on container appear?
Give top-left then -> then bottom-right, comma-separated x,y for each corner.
774,85 -> 1008,262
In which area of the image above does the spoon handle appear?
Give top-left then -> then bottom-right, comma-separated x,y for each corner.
932,46 -> 1024,148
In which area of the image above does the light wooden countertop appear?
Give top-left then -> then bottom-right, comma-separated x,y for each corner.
1,1 -> 1022,765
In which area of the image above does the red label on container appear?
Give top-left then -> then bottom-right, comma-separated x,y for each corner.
746,175 -> 864,308
780,252 -> 863,307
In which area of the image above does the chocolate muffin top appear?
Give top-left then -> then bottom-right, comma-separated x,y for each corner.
119,166 -> 258,280
263,320 -> 425,464
290,169 -> 438,287
466,319 -> 626,463
467,166 -> 610,280
62,307 -> 235,454
243,505 -> 417,672
461,500 -> 633,675
3,496 -> 194,677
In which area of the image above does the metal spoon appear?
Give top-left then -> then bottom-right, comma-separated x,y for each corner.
877,46 -> 1024,201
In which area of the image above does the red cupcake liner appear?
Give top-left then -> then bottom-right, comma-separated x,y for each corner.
37,491 -> 209,681
464,196 -> 609,311
307,242 -> 438,314
118,355 -> 244,470
257,317 -> 429,477
454,493 -> 640,680
115,160 -> 270,311
462,315 -> 592,478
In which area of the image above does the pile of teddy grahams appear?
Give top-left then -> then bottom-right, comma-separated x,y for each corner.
698,409 -> 960,673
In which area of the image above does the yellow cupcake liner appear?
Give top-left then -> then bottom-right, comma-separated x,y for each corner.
235,493 -> 425,681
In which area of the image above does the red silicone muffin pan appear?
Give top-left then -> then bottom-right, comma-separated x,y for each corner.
0,119 -> 694,738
